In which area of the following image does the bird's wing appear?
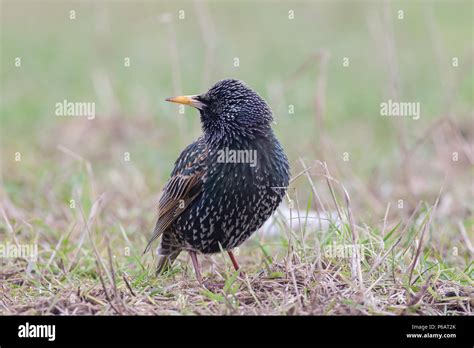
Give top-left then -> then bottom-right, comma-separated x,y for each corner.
144,138 -> 207,253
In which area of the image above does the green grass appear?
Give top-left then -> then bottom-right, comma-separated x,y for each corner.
1,0 -> 473,315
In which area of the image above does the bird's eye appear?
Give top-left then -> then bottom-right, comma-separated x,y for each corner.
196,95 -> 208,104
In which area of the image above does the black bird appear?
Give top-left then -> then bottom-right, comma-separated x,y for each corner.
145,79 -> 290,283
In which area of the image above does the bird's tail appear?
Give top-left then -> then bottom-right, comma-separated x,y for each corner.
156,248 -> 181,275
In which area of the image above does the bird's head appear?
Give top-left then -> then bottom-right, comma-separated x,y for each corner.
166,79 -> 273,143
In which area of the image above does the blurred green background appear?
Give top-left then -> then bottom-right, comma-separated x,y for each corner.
1,0 -> 472,223
1,1 -> 472,316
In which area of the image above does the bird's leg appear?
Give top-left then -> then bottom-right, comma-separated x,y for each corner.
189,250 -> 203,284
227,250 -> 240,271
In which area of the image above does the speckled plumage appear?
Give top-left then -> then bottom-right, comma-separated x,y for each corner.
145,79 -> 290,275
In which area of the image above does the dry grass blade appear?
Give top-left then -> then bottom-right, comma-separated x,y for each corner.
122,275 -> 136,297
321,161 -> 344,223
95,259 -> 121,315
405,274 -> 434,310
408,185 -> 443,286
342,185 -> 364,293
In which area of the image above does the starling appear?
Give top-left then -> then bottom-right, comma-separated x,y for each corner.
145,79 -> 290,282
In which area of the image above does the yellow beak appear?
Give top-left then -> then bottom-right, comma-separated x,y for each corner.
165,95 -> 205,110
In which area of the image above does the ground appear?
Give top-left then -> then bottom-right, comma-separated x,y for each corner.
0,0 -> 473,315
